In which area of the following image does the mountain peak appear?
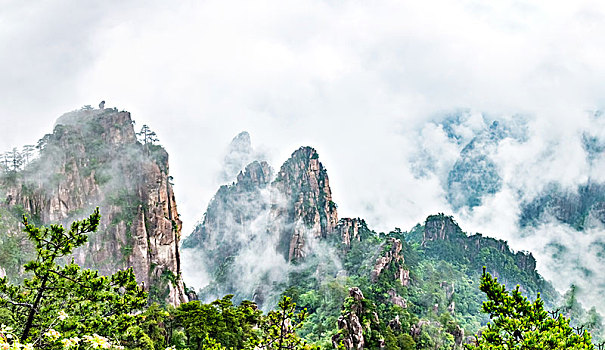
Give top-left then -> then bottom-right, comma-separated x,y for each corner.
229,131 -> 252,153
273,146 -> 338,261
1,107 -> 186,305
221,131 -> 256,182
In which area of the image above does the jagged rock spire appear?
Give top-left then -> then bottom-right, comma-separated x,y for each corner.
272,146 -> 338,261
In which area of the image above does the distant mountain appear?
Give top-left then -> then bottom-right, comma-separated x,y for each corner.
446,121 -> 504,209
408,110 -> 605,320
520,182 -> 605,230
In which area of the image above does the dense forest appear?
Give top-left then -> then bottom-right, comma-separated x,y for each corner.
0,210 -> 601,350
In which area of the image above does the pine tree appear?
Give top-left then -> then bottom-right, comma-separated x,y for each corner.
9,147 -> 23,171
21,145 -> 35,165
466,268 -> 594,350
0,209 -> 147,347
137,125 -> 159,145
259,295 -> 314,350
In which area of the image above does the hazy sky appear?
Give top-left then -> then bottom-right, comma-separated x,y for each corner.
3,1 -> 605,301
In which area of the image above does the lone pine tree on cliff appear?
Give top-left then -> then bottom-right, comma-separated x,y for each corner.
137,124 -> 159,145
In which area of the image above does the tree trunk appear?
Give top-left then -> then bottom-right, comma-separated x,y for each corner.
21,273 -> 49,342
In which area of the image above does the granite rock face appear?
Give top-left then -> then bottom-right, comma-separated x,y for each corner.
273,147 -> 339,261
182,145 -> 340,303
423,214 -> 464,245
336,218 -> 363,248
1,108 -> 186,305
185,146 -> 338,262
371,238 -> 408,287
332,288 -> 368,350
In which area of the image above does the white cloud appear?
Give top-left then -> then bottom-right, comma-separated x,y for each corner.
3,0 -> 605,311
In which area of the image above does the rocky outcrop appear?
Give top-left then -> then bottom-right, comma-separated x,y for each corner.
387,289 -> 407,308
388,315 -> 402,331
335,312 -> 364,350
420,213 -> 552,300
515,251 -> 537,272
182,145 -> 340,303
423,214 -> 538,274
1,108 -> 186,305
371,238 -> 408,286
440,281 -> 455,300
185,146 -> 338,263
451,325 -> 465,347
410,320 -> 431,338
448,301 -> 456,314
399,268 -> 410,286
423,214 -> 464,245
332,287 -> 383,350
273,147 -> 339,261
336,218 -> 363,247
184,160 -> 273,251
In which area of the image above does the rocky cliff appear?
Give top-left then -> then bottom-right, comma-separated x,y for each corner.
182,160 -> 274,298
183,146 -> 339,256
182,145 -> 341,303
332,287 -> 383,350
272,146 -> 339,261
371,238 -> 409,287
423,213 -> 466,245
335,218 -> 368,248
184,160 -> 273,251
0,107 -> 186,304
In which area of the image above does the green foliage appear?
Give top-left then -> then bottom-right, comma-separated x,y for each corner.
259,295 -> 314,350
0,209 -> 147,346
384,327 -> 416,350
174,295 -> 261,350
467,268 -> 594,350
0,208 -> 33,279
297,278 -> 351,346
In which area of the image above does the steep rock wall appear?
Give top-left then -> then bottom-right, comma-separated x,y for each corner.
272,146 -> 338,261
184,146 -> 339,262
1,108 -> 185,304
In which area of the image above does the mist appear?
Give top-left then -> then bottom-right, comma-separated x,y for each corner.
2,0 -> 605,313
181,158 -> 343,309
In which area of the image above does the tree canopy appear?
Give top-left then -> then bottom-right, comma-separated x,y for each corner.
0,209 -> 147,348
467,268 -> 595,350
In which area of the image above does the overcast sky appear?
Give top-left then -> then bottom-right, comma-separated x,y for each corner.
3,1 -> 605,301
